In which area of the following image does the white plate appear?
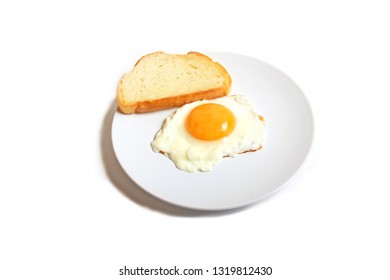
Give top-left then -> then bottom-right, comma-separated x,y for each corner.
112,52 -> 314,211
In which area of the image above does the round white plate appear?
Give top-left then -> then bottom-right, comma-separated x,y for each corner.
112,52 -> 314,211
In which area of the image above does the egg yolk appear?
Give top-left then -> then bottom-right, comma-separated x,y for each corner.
186,103 -> 236,140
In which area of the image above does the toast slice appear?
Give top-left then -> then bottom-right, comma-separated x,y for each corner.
117,52 -> 232,113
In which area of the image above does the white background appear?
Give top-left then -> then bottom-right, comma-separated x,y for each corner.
1,1 -> 389,279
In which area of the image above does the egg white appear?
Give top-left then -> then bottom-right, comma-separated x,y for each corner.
151,95 -> 265,172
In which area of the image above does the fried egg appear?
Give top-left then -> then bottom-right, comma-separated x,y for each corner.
151,95 -> 265,172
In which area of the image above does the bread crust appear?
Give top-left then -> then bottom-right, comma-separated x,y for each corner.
118,86 -> 230,113
117,52 -> 232,114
